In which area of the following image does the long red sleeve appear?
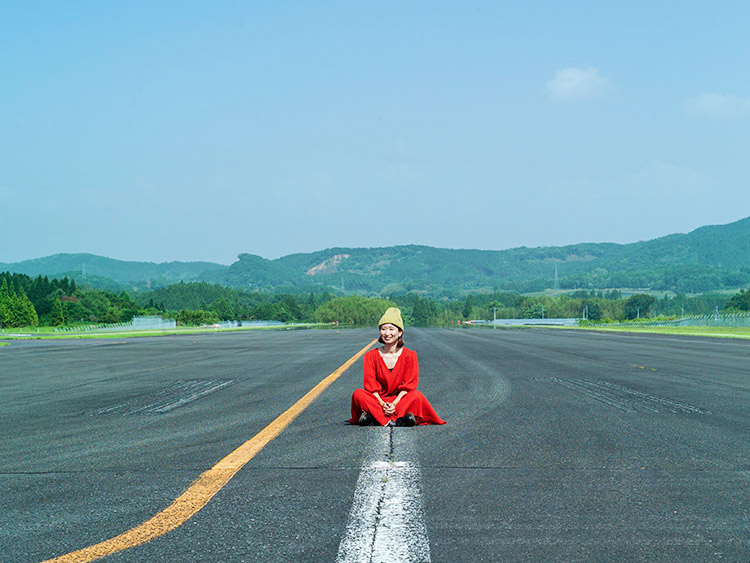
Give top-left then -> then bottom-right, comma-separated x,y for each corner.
362,350 -> 381,394
396,350 -> 418,392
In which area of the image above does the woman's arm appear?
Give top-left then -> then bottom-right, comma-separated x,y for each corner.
362,351 -> 380,393
391,389 -> 408,406
384,390 -> 409,416
397,350 -> 419,392
373,392 -> 396,416
382,390 -> 408,417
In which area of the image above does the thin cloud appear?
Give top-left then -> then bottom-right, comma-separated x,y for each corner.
546,67 -> 611,102
684,93 -> 750,119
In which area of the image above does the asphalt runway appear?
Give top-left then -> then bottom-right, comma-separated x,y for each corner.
1,328 -> 748,562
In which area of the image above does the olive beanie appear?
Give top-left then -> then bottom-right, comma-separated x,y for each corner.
378,307 -> 404,331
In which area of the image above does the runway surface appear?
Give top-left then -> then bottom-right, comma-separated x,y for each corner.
1,328 -> 748,562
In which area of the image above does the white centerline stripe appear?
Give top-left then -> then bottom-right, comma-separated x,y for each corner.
336,432 -> 431,563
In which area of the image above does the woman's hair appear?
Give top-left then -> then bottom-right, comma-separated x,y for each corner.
378,333 -> 405,348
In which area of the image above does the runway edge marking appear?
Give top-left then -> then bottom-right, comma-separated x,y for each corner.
40,339 -> 377,563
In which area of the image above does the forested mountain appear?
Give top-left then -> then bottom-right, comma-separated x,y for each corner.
201,253 -> 301,290
207,217 -> 750,295
0,253 -> 227,290
4,217 -> 750,296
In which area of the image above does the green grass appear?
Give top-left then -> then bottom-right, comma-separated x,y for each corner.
6,322 -> 750,342
474,322 -> 750,339
575,324 -> 750,339
0,323 -> 325,340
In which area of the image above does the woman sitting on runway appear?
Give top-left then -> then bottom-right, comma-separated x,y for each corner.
349,307 -> 445,427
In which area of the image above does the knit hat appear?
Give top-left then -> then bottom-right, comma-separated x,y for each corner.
378,307 -> 404,331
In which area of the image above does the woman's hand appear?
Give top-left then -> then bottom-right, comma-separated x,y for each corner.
382,402 -> 396,416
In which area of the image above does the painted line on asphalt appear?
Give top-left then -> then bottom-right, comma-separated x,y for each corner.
40,339 -> 377,563
336,429 -> 431,563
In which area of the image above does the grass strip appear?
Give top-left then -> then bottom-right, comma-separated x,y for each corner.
0,323 -> 329,341
573,324 -> 750,339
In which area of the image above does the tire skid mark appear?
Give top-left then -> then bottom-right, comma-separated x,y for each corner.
418,331 -> 512,408
552,378 -> 710,414
88,379 -> 236,415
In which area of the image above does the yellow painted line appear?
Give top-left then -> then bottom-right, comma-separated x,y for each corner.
42,340 -> 376,563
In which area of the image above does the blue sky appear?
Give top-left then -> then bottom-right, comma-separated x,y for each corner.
2,2 -> 749,264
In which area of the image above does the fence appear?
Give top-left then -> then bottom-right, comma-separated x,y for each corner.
211,320 -> 285,329
483,318 -> 580,327
55,316 -> 176,333
481,313 -> 750,329
588,312 -> 750,328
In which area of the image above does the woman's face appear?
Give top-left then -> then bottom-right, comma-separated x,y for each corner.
380,323 -> 402,345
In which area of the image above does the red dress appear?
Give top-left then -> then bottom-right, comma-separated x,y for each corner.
349,347 -> 446,426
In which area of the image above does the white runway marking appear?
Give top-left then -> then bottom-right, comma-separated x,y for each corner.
336,431 -> 431,563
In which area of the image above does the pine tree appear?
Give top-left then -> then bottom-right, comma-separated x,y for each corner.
51,295 -> 65,327
16,287 -> 39,327
0,279 -> 15,328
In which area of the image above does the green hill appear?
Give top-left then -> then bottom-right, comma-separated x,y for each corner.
201,253 -> 303,291
0,253 -> 227,290
211,217 -> 750,295
4,217 -> 750,296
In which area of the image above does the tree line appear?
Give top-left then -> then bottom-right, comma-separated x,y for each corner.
3,271 -> 750,329
0,272 -> 140,328
0,278 -> 39,327
446,290 -> 733,323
